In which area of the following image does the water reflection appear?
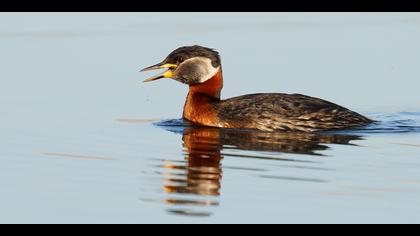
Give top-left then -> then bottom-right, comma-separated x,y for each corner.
151,123 -> 363,217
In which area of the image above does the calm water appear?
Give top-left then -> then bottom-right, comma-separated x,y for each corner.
1,13 -> 420,223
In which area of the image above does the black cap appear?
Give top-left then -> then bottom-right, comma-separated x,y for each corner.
163,45 -> 221,68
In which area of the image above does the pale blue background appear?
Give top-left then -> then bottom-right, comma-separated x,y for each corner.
1,13 -> 420,223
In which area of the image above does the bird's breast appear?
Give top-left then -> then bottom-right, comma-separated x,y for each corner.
183,93 -> 221,127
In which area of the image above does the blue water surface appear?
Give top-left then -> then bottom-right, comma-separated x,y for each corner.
1,13 -> 420,223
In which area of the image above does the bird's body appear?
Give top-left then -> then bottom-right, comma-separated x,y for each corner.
189,93 -> 371,132
142,45 -> 373,132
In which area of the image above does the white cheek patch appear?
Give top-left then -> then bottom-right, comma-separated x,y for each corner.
185,57 -> 219,83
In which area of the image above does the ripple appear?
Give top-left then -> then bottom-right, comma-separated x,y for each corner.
116,118 -> 160,124
155,112 -> 420,135
42,152 -> 115,161
390,143 -> 420,148
141,198 -> 219,207
221,152 -> 320,163
258,175 -> 328,183
139,120 -> 363,217
142,112 -> 420,217
320,112 -> 420,135
166,209 -> 213,217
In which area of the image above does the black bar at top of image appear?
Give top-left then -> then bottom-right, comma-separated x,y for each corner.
1,0 -> 420,12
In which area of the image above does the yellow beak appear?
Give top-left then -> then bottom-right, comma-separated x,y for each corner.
140,63 -> 178,83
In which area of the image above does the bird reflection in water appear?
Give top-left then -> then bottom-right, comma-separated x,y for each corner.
153,121 -> 363,217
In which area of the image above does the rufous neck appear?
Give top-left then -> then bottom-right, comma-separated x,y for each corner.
188,67 -> 223,100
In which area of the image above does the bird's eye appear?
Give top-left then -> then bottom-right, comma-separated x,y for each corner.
178,57 -> 184,63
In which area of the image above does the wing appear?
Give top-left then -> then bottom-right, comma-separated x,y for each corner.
216,93 -> 372,132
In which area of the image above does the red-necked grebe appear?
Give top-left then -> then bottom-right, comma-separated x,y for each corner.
141,45 -> 373,132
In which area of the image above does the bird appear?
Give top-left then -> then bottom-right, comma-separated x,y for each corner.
141,45 -> 373,132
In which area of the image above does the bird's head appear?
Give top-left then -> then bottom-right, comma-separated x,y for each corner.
141,45 -> 221,85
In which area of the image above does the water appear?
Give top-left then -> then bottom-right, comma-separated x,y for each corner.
1,13 -> 420,223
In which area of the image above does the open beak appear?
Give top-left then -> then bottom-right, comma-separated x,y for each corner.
140,62 -> 178,83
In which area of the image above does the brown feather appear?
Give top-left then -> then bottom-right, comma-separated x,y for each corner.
183,69 -> 372,132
